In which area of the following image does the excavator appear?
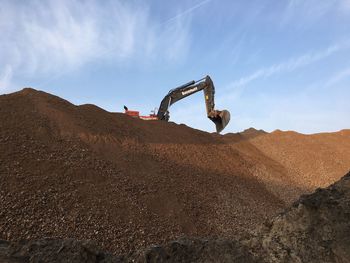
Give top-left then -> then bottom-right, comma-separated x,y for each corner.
124,75 -> 230,133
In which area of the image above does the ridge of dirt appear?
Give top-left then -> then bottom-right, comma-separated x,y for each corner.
247,128 -> 350,189
1,88 -> 350,256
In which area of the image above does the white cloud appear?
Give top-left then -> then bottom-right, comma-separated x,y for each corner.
281,0 -> 338,26
325,67 -> 350,87
280,0 -> 350,28
226,42 -> 349,91
0,0 -> 201,92
0,65 -> 13,91
169,42 -> 349,133
161,0 -> 211,26
340,0 -> 350,11
214,41 -> 350,133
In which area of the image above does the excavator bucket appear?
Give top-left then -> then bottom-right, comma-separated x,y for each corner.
210,110 -> 231,133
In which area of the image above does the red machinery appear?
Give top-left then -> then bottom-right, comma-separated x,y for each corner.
124,107 -> 158,121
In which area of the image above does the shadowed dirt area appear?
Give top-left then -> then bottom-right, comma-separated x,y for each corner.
1,88 -> 349,258
1,172 -> 349,262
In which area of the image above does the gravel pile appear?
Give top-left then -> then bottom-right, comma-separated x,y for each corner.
1,88 -> 349,256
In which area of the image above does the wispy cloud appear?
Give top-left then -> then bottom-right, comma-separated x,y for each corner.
281,0 -> 338,27
280,0 -> 350,28
0,65 -> 13,92
161,0 -> 211,26
340,0 -> 350,12
226,42 -> 350,90
325,67 -> 350,87
0,0 -> 206,92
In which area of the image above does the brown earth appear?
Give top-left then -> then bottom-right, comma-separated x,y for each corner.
1,171 -> 349,263
0,88 -> 349,255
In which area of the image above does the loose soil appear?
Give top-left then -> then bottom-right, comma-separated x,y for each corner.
1,88 -> 349,256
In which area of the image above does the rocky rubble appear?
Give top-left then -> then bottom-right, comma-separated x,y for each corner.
0,171 -> 349,262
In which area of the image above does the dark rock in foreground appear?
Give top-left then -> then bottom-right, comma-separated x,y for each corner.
130,238 -> 257,263
0,239 -> 122,263
0,238 -> 256,263
247,171 -> 350,263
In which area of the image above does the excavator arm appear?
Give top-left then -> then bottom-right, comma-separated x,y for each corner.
157,75 -> 230,133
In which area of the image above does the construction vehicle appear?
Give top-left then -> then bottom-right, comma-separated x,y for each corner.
124,75 -> 230,133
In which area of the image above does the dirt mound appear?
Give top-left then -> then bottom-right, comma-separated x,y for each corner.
231,128 -> 350,205
223,128 -> 267,143
0,88 -> 283,254
1,171 -> 349,262
1,88 -> 349,255
249,129 -> 350,189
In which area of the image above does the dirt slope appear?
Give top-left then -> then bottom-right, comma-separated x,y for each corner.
0,88 -> 349,255
0,88 -> 283,254
229,129 -> 350,204
1,171 -> 349,263
249,129 -> 350,188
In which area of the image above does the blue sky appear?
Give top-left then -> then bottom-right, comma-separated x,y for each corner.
1,0 -> 349,134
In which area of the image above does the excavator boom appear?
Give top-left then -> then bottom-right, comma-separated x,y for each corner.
157,75 -> 230,133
